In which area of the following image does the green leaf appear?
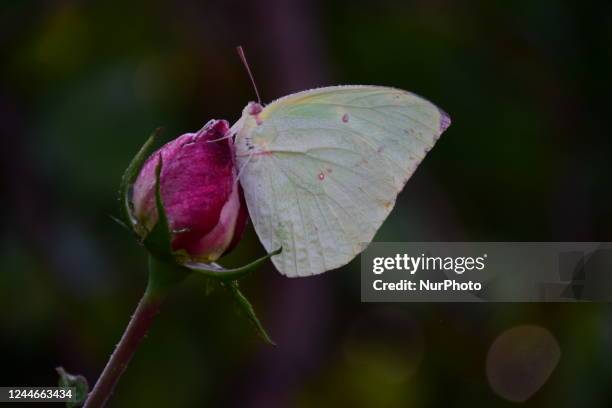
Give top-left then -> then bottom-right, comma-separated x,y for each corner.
224,281 -> 275,345
56,367 -> 88,408
118,127 -> 162,231
182,247 -> 282,282
143,156 -> 174,261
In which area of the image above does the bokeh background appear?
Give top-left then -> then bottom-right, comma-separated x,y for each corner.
2,0 -> 612,406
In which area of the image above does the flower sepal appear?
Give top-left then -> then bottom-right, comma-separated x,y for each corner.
118,127 -> 163,239
181,247 -> 282,281
224,281 -> 276,345
141,156 -> 174,263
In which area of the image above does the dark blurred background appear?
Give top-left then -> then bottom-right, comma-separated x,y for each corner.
1,0 -> 612,406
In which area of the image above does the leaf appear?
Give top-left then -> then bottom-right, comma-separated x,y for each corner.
183,247 -> 282,282
118,127 -> 162,230
225,281 -> 275,345
56,367 -> 88,408
143,156 -> 174,261
189,249 -> 281,343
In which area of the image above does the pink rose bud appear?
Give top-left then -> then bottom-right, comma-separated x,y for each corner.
132,120 -> 248,262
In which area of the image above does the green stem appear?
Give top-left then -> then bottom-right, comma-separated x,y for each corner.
83,257 -> 186,408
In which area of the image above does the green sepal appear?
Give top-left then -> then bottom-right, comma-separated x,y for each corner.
56,367 -> 88,408
188,249 -> 281,343
182,247 -> 282,282
118,127 -> 162,233
224,280 -> 275,345
142,156 -> 174,262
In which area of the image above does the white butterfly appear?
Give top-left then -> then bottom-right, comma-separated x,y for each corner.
231,85 -> 450,277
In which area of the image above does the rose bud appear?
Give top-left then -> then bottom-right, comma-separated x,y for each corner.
132,120 -> 248,262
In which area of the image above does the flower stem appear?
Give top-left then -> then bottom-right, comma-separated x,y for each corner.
83,285 -> 165,408
84,256 -> 186,408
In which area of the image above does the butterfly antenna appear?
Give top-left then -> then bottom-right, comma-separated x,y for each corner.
236,46 -> 262,104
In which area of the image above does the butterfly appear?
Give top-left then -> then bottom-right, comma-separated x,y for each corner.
227,83 -> 451,278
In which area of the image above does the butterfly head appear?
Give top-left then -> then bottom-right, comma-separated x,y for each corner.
244,101 -> 264,126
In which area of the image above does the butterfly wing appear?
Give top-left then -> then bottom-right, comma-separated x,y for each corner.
235,85 -> 450,277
